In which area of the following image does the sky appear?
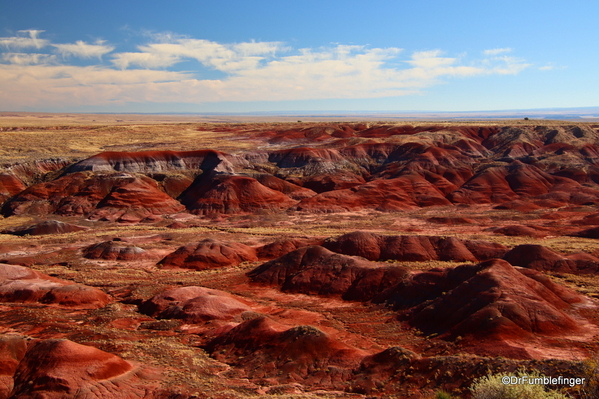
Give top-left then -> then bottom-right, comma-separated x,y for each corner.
1,1 -> 598,113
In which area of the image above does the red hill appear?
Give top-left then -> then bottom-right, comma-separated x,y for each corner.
204,316 -> 366,387
0,263 -> 110,309
2,172 -> 185,220
140,286 -> 252,323
159,238 -> 257,270
248,246 -> 409,301
180,174 -> 297,214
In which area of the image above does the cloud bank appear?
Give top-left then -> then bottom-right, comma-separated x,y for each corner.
0,31 -> 533,109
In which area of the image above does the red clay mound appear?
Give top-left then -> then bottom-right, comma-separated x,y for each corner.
268,147 -> 344,168
2,220 -> 88,236
253,174 -> 317,200
503,244 -> 566,270
491,224 -> 548,238
572,226 -> 599,238
140,286 -> 252,323
8,338 -> 156,399
159,238 -> 257,270
1,172 -> 185,220
204,316 -> 366,387
151,173 -> 194,198
503,244 -> 599,273
0,263 -> 110,308
256,238 -> 323,260
260,125 -> 351,144
247,246 -> 409,301
323,231 -> 506,262
404,260 -> 593,358
83,240 -> 147,261
180,175 -> 297,215
301,172 -> 367,193
297,174 -> 450,212
0,173 -> 26,204
0,334 -> 28,398
449,161 -> 597,206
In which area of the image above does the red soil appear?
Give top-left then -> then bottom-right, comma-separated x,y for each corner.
0,263 -> 110,308
180,175 -> 297,215
140,286 -> 253,323
83,240 -> 148,261
323,231 -> 507,262
159,238 -> 258,270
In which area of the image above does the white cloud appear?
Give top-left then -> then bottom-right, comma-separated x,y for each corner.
112,37 -> 285,72
484,48 -> 512,56
539,64 -> 566,71
1,52 -> 56,65
0,30 -> 49,49
488,56 -> 531,75
53,40 -> 114,59
0,31 -> 535,108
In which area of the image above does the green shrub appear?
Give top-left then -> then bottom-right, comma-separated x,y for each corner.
470,371 -> 568,399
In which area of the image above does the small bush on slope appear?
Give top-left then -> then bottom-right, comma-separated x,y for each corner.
470,371 -> 568,399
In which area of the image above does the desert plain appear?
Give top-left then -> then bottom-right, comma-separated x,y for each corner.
0,112 -> 598,398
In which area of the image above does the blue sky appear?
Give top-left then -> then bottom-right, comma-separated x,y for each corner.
1,1 -> 598,113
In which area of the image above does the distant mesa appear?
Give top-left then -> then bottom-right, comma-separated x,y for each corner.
66,149 -> 238,175
83,240 -> 147,261
1,220 -> 88,236
158,238 -> 257,270
140,286 -> 252,323
0,263 -> 111,308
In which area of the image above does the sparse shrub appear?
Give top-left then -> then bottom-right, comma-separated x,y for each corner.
470,371 -> 568,399
579,353 -> 599,399
434,390 -> 456,399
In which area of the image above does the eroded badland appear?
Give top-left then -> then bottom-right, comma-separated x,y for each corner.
0,113 -> 598,398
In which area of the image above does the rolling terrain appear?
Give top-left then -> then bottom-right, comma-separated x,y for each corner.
0,116 -> 598,398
